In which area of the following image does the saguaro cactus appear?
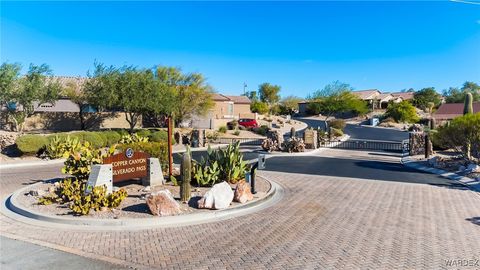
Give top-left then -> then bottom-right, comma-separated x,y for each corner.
430,118 -> 436,130
290,127 -> 296,138
463,92 -> 473,115
180,151 -> 192,203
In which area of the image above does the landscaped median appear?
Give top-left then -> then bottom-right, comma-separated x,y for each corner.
2,175 -> 281,230
1,139 -> 282,230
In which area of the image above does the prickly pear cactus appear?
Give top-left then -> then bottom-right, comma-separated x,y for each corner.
180,151 -> 192,203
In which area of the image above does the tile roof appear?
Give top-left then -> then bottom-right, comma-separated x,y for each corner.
225,95 -> 251,104
352,89 -> 381,100
390,92 -> 414,100
433,102 -> 480,120
212,93 -> 251,104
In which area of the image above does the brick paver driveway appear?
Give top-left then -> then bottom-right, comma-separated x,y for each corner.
1,149 -> 479,269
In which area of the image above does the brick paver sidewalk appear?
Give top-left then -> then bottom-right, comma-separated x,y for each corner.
1,151 -> 480,269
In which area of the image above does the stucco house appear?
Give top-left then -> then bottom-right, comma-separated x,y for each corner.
2,76 -> 253,131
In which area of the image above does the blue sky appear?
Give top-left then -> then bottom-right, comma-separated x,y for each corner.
1,1 -> 479,98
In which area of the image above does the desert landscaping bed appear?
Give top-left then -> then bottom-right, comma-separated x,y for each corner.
16,177 -> 271,219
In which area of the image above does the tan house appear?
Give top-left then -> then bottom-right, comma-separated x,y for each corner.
190,94 -> 253,129
3,76 -> 254,131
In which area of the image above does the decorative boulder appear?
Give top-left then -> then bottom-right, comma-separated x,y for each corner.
234,180 -> 253,204
198,181 -> 234,210
146,190 -> 181,216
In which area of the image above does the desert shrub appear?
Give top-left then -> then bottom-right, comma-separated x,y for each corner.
330,127 -> 344,138
228,120 -> 239,130
381,117 -> 395,123
136,129 -> 152,138
149,130 -> 168,142
77,132 -> 106,148
385,101 -> 419,123
206,131 -> 220,142
102,131 -> 121,146
433,113 -> 480,159
233,130 -> 241,136
306,102 -> 322,115
328,119 -> 346,131
218,126 -> 227,133
252,125 -> 270,136
250,101 -> 269,114
15,134 -> 49,155
38,178 -> 128,215
114,129 -> 130,137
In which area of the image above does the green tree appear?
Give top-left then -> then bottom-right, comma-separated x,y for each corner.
0,63 -> 62,131
62,81 -> 89,130
0,63 -> 21,128
84,63 -> 158,133
258,83 -> 281,109
306,81 -> 368,121
434,113 -> 480,160
385,101 -> 419,123
279,96 -> 302,115
412,87 -> 441,110
443,82 -> 480,103
155,66 -> 214,124
245,91 -> 258,102
250,101 -> 269,114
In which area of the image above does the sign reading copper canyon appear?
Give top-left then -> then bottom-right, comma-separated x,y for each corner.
103,149 -> 150,183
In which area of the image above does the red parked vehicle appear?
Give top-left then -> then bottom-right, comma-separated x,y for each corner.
228,118 -> 259,129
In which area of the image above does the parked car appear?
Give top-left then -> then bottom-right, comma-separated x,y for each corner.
227,118 -> 259,129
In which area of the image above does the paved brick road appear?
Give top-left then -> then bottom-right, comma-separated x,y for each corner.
1,150 -> 479,269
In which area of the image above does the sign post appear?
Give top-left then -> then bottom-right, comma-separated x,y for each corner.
167,117 -> 173,178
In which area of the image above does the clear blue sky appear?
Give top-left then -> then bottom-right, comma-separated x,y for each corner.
1,1 -> 479,98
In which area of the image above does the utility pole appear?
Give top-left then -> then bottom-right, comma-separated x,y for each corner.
243,82 -> 247,96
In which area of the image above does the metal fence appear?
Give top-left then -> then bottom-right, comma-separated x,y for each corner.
208,137 -> 264,146
319,139 -> 410,153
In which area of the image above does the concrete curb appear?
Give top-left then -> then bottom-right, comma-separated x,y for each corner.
401,156 -> 480,193
0,159 -> 65,170
1,176 -> 283,231
359,124 -> 408,132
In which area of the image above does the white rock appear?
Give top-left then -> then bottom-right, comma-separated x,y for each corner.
198,181 -> 234,210
146,190 -> 181,216
143,186 -> 151,192
466,163 -> 480,173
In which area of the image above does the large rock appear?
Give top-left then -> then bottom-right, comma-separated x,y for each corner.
234,180 -> 253,204
146,190 -> 181,216
198,181 -> 234,210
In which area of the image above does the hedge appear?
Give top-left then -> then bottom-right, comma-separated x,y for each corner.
120,141 -> 168,171
149,130 -> 168,142
15,135 -> 49,155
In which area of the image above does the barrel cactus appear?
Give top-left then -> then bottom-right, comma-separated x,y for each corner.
180,151 -> 192,203
463,92 -> 473,115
